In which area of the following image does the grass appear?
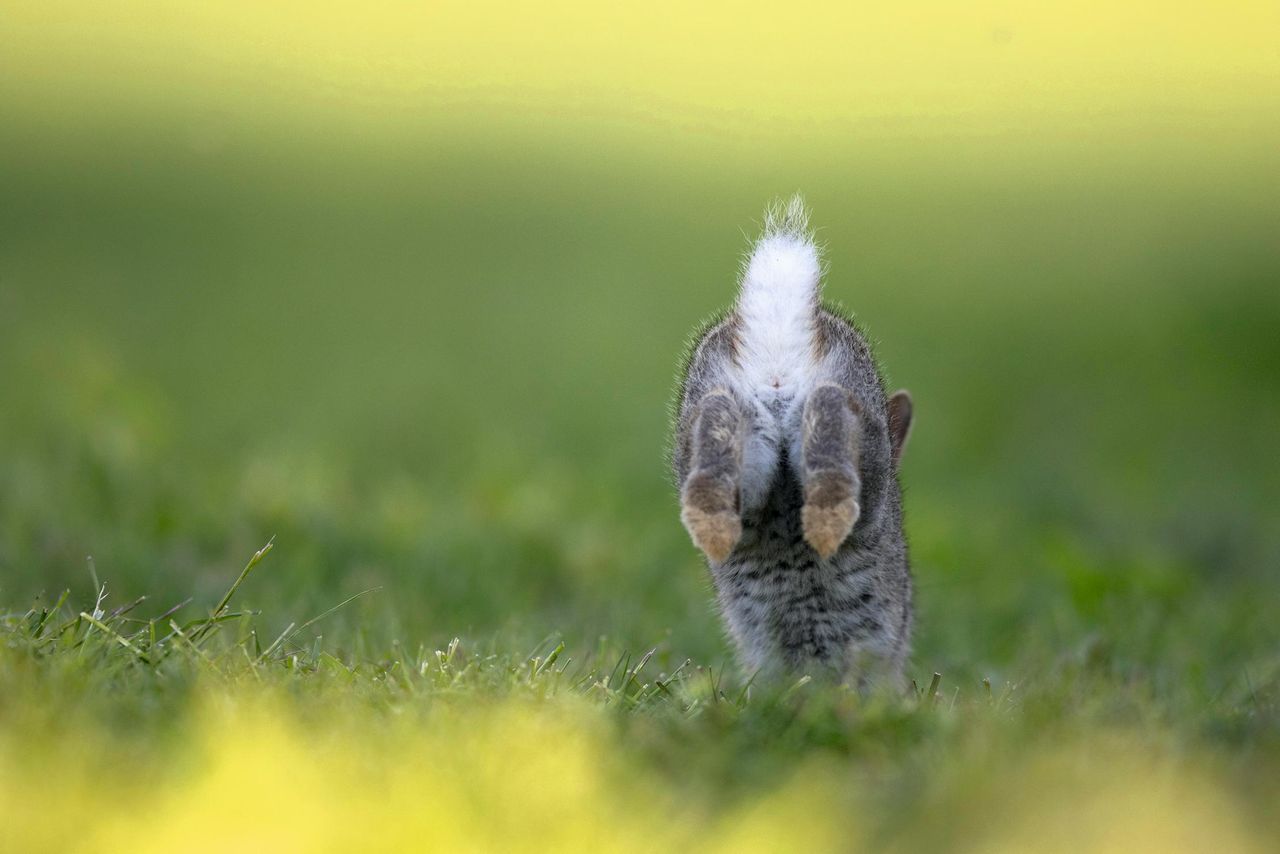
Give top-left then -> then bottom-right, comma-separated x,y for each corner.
4,536 -> 1278,852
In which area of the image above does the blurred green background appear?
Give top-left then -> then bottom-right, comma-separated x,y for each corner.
2,1 -> 1278,689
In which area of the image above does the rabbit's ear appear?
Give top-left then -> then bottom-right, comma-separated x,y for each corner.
888,391 -> 913,468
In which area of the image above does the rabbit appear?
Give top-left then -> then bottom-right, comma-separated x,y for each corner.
671,196 -> 914,688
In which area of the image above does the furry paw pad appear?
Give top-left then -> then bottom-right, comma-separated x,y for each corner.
802,497 -> 859,559
681,504 -> 742,564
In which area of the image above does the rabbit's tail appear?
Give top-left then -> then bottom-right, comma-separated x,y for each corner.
734,195 -> 823,393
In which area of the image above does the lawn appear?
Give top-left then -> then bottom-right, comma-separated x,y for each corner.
2,4 -> 1279,851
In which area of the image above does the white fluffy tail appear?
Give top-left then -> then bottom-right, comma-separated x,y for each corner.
735,195 -> 822,393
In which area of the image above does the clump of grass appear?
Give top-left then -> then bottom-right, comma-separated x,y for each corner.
5,541 -> 1278,852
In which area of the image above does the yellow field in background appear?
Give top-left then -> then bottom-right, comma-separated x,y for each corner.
5,1 -> 1277,146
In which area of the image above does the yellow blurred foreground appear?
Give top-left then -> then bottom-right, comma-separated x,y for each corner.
0,693 -> 1264,854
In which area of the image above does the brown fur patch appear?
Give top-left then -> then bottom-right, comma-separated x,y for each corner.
804,470 -> 854,507
682,470 -> 738,515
